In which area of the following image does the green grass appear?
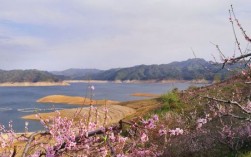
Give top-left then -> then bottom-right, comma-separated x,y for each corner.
154,91 -> 183,116
239,151 -> 251,157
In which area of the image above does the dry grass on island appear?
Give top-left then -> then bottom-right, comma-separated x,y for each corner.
130,92 -> 160,98
35,94 -> 162,122
24,94 -> 162,125
118,98 -> 161,118
37,95 -> 119,105
22,105 -> 136,126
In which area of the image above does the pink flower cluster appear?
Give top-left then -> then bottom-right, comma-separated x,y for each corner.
0,121 -> 16,148
196,118 -> 207,130
0,111 -> 184,156
49,115 -> 76,150
141,114 -> 159,129
169,128 -> 184,136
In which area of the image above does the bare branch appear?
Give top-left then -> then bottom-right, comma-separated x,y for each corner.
107,138 -> 115,157
203,96 -> 251,114
22,131 -> 48,157
222,113 -> 251,122
210,42 -> 226,60
230,53 -> 251,62
11,146 -> 16,157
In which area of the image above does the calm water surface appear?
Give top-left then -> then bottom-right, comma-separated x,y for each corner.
0,82 -> 203,132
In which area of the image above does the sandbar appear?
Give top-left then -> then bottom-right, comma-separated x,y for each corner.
22,105 -> 136,126
37,95 -> 119,105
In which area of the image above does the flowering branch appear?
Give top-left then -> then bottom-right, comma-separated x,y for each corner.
204,96 -> 251,114
212,5 -> 251,69
230,5 -> 251,43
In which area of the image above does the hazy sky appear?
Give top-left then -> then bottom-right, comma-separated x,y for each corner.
0,0 -> 251,70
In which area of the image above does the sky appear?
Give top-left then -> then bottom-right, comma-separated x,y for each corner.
0,0 -> 251,71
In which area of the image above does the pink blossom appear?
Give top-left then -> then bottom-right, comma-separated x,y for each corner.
109,132 -> 115,142
169,128 -> 184,136
196,118 -> 207,130
158,129 -> 167,136
153,114 -> 159,122
196,118 -> 207,124
118,136 -> 127,143
140,133 -> 149,142
242,70 -> 247,75
132,149 -> 153,156
175,128 -> 184,135
169,129 -> 176,136
116,154 -> 127,157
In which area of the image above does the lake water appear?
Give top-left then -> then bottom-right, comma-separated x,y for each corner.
0,82 -> 203,132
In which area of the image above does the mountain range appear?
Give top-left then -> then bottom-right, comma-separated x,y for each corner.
54,58 -> 242,81
0,58 -> 243,83
0,69 -> 60,83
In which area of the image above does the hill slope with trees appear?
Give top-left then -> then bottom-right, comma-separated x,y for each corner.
0,69 -> 62,83
76,58 -> 243,81
0,59 -> 244,83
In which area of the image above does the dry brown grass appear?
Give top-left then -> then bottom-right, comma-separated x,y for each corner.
37,95 -> 119,105
130,93 -> 160,98
24,97 -> 162,125
22,105 -> 136,126
117,98 -> 161,118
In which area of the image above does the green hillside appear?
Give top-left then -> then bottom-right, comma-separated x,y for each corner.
87,58 -> 242,81
0,69 -> 61,83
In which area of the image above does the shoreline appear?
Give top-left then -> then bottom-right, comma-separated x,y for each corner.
0,81 -> 69,87
65,79 -> 211,84
0,79 -> 211,87
64,80 -> 109,83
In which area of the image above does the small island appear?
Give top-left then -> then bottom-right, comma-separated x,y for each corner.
22,104 -> 136,125
37,95 -> 119,105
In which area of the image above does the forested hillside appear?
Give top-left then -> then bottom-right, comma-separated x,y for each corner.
78,58 -> 243,81
0,69 -> 61,83
0,59 -> 244,83
51,68 -> 102,79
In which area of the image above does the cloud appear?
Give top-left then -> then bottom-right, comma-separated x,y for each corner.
0,0 -> 250,70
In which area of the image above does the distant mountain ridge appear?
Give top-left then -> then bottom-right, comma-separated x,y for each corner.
51,68 -> 102,79
58,58 -> 243,81
0,69 -> 61,83
0,58 -> 243,83
89,58 -> 228,81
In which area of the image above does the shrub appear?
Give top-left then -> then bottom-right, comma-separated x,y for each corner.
155,91 -> 183,116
